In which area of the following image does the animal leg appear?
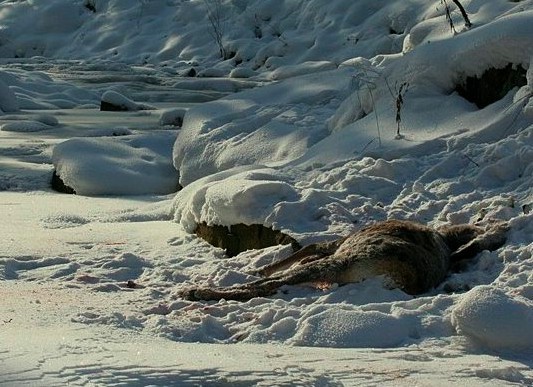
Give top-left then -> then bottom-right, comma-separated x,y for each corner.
180,274 -> 296,302
450,222 -> 508,263
252,238 -> 344,277
181,258 -> 344,302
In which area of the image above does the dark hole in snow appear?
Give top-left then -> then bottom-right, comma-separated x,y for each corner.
254,26 -> 263,39
195,222 -> 300,257
389,27 -> 403,35
455,63 -> 527,109
51,171 -> 76,194
224,51 -> 237,61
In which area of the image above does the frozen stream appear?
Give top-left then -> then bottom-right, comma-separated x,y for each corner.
0,59 -> 249,192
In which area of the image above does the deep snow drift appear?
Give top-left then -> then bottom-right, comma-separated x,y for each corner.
1,0 -> 532,385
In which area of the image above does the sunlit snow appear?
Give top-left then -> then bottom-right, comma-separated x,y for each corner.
0,0 -> 532,385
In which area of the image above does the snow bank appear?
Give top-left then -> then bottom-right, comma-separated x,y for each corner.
173,6 -> 533,186
0,0 -> 432,68
53,132 -> 179,196
169,3 -> 532,243
0,68 -> 99,109
173,68 -> 354,185
452,286 -> 533,351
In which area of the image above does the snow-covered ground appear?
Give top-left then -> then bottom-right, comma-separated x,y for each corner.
1,0 -> 532,385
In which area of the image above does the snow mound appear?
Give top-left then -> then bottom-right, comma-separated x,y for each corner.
292,308 -> 412,348
53,132 -> 179,196
0,77 -> 19,112
452,285 -> 533,351
172,166 -> 299,233
1,120 -> 51,133
101,90 -> 154,111
1,68 -> 98,109
173,68 -> 354,185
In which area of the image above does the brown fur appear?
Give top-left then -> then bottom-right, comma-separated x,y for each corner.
180,220 -> 508,302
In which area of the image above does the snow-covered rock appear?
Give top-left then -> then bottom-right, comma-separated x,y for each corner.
100,90 -> 154,112
53,132 -> 179,196
159,108 -> 187,127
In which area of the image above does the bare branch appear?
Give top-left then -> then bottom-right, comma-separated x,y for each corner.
204,0 -> 228,59
452,0 -> 472,28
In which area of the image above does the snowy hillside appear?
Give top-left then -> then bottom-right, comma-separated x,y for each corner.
0,0 -> 532,385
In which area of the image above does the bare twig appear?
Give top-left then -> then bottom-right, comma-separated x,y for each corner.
386,78 -> 409,139
441,0 -> 457,34
462,153 -> 479,167
204,0 -> 228,59
440,0 -> 472,33
452,0 -> 472,28
353,66 -> 382,147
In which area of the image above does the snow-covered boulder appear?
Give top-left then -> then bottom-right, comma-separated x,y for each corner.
52,132 -> 179,196
159,108 -> 187,127
172,166 -> 299,232
0,113 -> 58,130
229,67 -> 258,79
100,90 -> 154,112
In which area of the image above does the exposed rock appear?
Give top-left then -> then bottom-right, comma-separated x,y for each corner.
159,108 -> 186,127
51,170 -> 75,194
456,63 -> 527,109
195,222 -> 300,257
100,100 -> 129,112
